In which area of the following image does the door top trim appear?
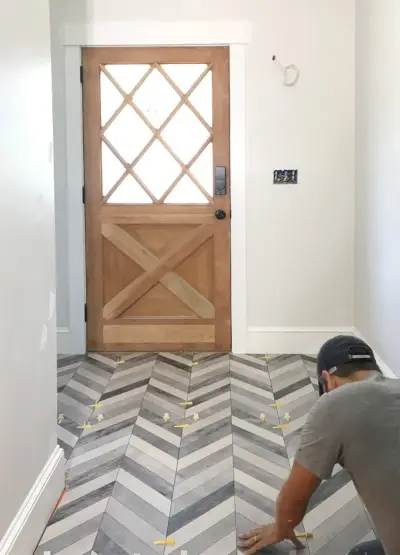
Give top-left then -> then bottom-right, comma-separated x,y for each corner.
63,21 -> 252,47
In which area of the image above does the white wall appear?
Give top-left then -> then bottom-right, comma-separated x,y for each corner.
0,0 -> 63,550
355,0 -> 400,376
52,0 -> 355,353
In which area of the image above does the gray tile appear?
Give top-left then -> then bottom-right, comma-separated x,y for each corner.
179,418 -> 232,457
47,350 -> 373,555
50,482 -> 114,525
235,482 -> 276,518
66,446 -> 126,489
234,458 -> 284,491
232,427 -> 287,459
132,424 -> 180,458
274,378 -> 312,401
314,511 -> 373,555
307,470 -> 352,513
93,529 -> 130,555
168,514 -> 236,555
168,481 -> 235,534
175,445 -> 233,483
106,497 -> 164,552
73,424 -> 134,457
171,468 -> 234,516
36,514 -> 103,554
100,513 -> 159,555
121,455 -> 174,499
113,481 -> 169,535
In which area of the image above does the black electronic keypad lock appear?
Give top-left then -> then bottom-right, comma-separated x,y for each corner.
215,166 -> 227,195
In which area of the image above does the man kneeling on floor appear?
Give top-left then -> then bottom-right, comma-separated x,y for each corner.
239,336 -> 400,555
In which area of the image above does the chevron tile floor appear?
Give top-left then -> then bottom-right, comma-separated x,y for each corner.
35,353 -> 375,555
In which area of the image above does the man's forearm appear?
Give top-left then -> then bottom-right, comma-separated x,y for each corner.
275,480 -> 309,535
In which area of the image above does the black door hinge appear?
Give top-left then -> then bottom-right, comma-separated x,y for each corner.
82,186 -> 86,204
84,303 -> 88,322
80,65 -> 84,84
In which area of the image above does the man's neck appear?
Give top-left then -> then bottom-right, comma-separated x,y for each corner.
348,370 -> 376,383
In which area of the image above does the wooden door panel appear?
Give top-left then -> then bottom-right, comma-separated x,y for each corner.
83,47 -> 230,351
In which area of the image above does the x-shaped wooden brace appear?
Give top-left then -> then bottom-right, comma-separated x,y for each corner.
102,223 -> 215,320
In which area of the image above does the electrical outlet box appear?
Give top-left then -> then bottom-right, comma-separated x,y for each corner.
273,169 -> 298,184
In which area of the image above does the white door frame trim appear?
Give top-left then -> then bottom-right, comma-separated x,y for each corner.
60,21 -> 249,354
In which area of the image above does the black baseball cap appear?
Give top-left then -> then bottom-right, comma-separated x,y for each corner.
317,335 -> 379,396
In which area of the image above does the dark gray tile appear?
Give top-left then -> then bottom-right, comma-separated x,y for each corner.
93,529 -> 130,555
35,514 -> 103,555
132,424 -> 180,458
75,418 -> 136,449
66,447 -> 126,489
168,482 -> 235,534
113,482 -> 169,535
189,383 -> 231,406
121,456 -> 174,499
157,354 -> 192,370
100,513 -> 159,555
101,379 -> 150,401
230,354 -> 268,371
179,418 -> 232,457
235,482 -> 276,517
50,482 -> 114,525
232,427 -> 287,458
234,458 -> 284,491
175,444 -> 234,482
307,469 -> 352,512
274,378 -> 312,401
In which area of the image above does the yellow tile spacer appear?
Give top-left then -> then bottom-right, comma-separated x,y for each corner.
296,532 -> 313,539
174,424 -> 190,428
269,403 -> 281,408
89,402 -> 103,408
192,362 -> 199,366
273,424 -> 289,429
154,539 -> 175,545
77,423 -> 92,430
180,401 -> 193,406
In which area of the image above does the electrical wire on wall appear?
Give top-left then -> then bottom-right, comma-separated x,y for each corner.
272,55 -> 300,87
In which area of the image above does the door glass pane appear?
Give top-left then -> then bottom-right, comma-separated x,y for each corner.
161,105 -> 210,164
108,175 -> 152,204
103,105 -> 153,163
165,176 -> 209,204
162,64 -> 208,93
100,72 -> 123,126
105,64 -> 150,95
134,140 -> 181,200
190,143 -> 213,195
189,71 -> 212,126
133,68 -> 180,128
102,142 -> 125,196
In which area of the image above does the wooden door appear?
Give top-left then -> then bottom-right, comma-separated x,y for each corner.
83,47 -> 231,352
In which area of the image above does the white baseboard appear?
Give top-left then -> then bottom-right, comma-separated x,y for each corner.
0,446 -> 65,555
247,326 -> 356,355
57,326 -> 70,355
353,329 -> 397,379
57,327 -> 86,355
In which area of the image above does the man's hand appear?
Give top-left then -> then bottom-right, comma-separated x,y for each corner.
238,523 -> 305,554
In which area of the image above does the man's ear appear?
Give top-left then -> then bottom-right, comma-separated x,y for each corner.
322,370 -> 338,392
321,370 -> 329,382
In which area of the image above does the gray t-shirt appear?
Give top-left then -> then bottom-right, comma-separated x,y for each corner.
295,372 -> 400,555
